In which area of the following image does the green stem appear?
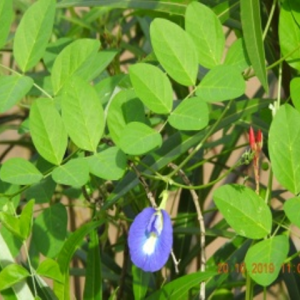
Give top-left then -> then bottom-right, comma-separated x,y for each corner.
276,61 -> 283,110
265,168 -> 273,205
173,161 -> 242,190
284,250 -> 300,263
186,143 -> 247,172
262,0 -> 277,41
245,269 -> 253,300
266,44 -> 300,71
142,159 -> 242,190
5,149 -> 80,198
23,242 -> 37,297
0,63 -> 53,99
32,82 -> 53,99
158,119 -> 168,133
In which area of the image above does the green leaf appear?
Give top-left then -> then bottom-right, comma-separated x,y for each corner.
107,90 -> 146,146
150,18 -> 198,86
36,258 -> 63,283
0,0 -> 13,48
51,39 -> 100,95
88,147 -> 127,180
132,265 -> 151,300
146,271 -> 216,300
30,98 -> 68,165
240,0 -> 268,92
289,0 -> 300,26
61,76 -> 104,152
82,50 -> 119,82
0,181 -> 20,211
83,229 -> 101,300
290,78 -> 300,113
196,65 -> 245,102
19,199 -> 35,240
32,203 -> 67,258
279,1 -> 300,71
224,38 -> 250,72
0,75 -> 33,113
213,184 -> 272,239
168,97 -> 209,131
95,74 -> 125,105
284,197 -> 300,228
0,233 -> 34,299
52,158 -> 89,188
0,213 -> 23,240
269,104 -> 300,194
57,0 -> 189,15
53,220 -> 104,300
185,2 -> 224,69
13,0 -> 55,72
119,122 -> 162,155
1,226 -> 22,258
0,264 -> 30,291
245,235 -> 289,286
43,38 -> 73,72
129,63 -> 173,114
25,177 -> 56,204
0,158 -> 43,185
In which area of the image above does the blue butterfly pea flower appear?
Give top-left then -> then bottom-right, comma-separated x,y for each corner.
128,207 -> 173,272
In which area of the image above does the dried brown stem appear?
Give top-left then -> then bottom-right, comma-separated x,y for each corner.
170,250 -> 180,274
168,163 -> 206,300
129,162 -> 157,208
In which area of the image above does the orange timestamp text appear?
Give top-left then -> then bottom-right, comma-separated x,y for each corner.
217,262 -> 300,274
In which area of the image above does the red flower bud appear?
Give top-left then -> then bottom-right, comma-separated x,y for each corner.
249,126 -> 256,151
249,127 -> 263,152
256,129 -> 263,150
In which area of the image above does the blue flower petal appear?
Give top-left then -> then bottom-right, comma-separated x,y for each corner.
128,207 -> 173,272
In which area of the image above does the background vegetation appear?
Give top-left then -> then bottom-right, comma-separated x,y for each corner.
1,0 -> 300,299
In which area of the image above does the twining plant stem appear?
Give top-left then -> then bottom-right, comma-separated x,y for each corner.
245,43 -> 300,81
139,157 -> 243,191
265,169 -> 273,205
169,160 -> 243,190
263,286 -> 267,300
186,143 -> 247,172
262,0 -> 277,41
168,163 -> 206,300
245,260 -> 254,300
167,100 -> 233,178
276,61 -> 283,110
23,242 -> 37,297
284,249 -> 300,263
0,63 -> 53,99
266,44 -> 300,71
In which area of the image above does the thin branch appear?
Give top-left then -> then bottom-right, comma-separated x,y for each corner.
129,161 -> 157,208
0,144 -> 14,162
170,250 -> 180,274
82,186 -> 92,203
68,198 -> 81,299
168,163 -> 206,300
117,223 -> 129,300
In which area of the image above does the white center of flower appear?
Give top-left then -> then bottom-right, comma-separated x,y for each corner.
142,233 -> 157,255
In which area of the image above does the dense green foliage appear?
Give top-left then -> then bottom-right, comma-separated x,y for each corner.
0,0 -> 300,299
